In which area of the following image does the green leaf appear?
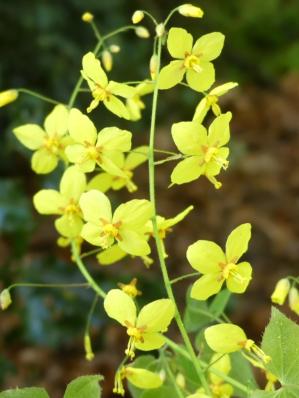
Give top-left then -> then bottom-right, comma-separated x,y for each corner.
251,386 -> 299,398
209,289 -> 231,317
183,287 -> 213,332
0,388 -> 49,398
258,307 -> 299,396
63,375 -> 103,398
230,352 -> 258,397
141,386 -> 179,398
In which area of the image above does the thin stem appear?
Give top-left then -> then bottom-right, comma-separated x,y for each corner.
17,88 -> 62,105
71,242 -> 106,299
164,7 -> 180,27
154,154 -> 183,166
170,272 -> 199,285
139,10 -> 158,26
90,21 -> 102,41
161,351 -> 185,398
80,247 -> 103,259
85,294 -> 99,334
165,337 -> 251,394
153,148 -> 178,156
102,26 -> 137,41
147,36 -> 210,394
9,282 -> 88,290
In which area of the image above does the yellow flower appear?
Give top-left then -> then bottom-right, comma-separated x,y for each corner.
178,4 -> 204,18
132,10 -> 144,24
33,166 -> 86,238
13,104 -> 70,174
118,278 -> 142,298
0,89 -> 18,107
81,52 -> 135,117
0,289 -> 12,310
126,81 -> 154,121
271,278 -> 290,305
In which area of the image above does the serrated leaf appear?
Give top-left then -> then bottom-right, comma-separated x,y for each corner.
141,385 -> 179,398
63,375 -> 103,398
0,388 -> 49,398
230,352 -> 258,397
262,308 -> 299,384
251,386 -> 299,398
209,289 -> 231,317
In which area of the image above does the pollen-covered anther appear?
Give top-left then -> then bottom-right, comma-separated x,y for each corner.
183,53 -> 202,71
221,262 -> 238,280
64,200 -> 81,215
43,135 -> 61,153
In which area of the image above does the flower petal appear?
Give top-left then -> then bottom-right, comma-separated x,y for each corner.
79,190 -> 112,223
172,120 -> 207,155
108,81 -> 136,98
44,104 -> 68,136
104,289 -> 136,326
97,244 -> 127,265
167,27 -> 193,59
125,367 -> 162,389
204,323 -> 247,353
135,332 -> 165,351
33,189 -> 65,214
81,52 -> 108,87
81,222 -> 110,247
171,157 -> 205,185
192,32 -> 225,61
225,223 -> 252,263
60,166 -> 86,200
55,214 -> 83,238
136,299 -> 175,332
97,127 -> 132,153
65,144 -> 95,172
158,60 -> 185,90
87,173 -> 114,193
104,96 -> 130,119
125,146 -> 148,170
68,108 -> 97,144
208,112 -> 232,147
226,261 -> 252,293
191,274 -> 223,300
186,62 -> 215,92
118,230 -> 151,256
31,148 -> 58,174
193,97 -> 209,123
187,240 -> 225,273
210,82 -> 238,96
13,124 -> 45,150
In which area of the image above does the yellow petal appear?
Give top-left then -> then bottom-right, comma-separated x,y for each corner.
192,32 -> 225,61
31,148 -> 58,174
186,62 -> 215,92
13,124 -> 45,150
81,52 -> 108,87
87,173 -> 114,193
44,104 -> 68,137
167,27 -> 193,59
55,214 -> 83,238
68,108 -> 97,144
104,289 -> 136,326
97,244 -> 127,265
136,299 -> 175,332
118,230 -> 151,256
104,95 -> 130,119
191,274 -> 223,300
126,367 -> 162,389
158,60 -> 185,90
33,189 -> 65,214
172,120 -> 207,155
60,166 -> 86,200
135,332 -> 166,351
108,81 -> 136,98
79,190 -> 112,224
65,144 -> 96,173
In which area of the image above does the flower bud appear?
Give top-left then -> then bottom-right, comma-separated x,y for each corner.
176,373 -> 186,389
0,289 -> 12,310
132,10 -> 144,24
178,4 -> 204,18
109,44 -> 120,53
118,278 -> 141,298
84,334 -> 95,361
149,54 -> 158,80
135,26 -> 150,39
155,23 -> 165,38
0,90 -> 18,108
81,12 -> 94,23
102,50 -> 113,72
289,287 -> 299,315
271,278 -> 290,305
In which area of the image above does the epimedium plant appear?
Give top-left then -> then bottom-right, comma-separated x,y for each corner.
1,3 -> 299,398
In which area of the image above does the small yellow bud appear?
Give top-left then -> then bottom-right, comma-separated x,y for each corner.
155,23 -> 165,38
176,373 -> 186,389
149,54 -> 158,80
82,12 -> 94,23
135,26 -> 150,39
118,278 -> 141,298
0,90 -> 18,108
0,289 -> 12,310
178,3 -> 204,18
132,10 -> 144,24
271,278 -> 290,305
84,334 -> 95,361
109,44 -> 120,53
102,50 -> 113,72
289,287 -> 299,315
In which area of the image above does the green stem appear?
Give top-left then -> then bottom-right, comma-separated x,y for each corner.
164,7 -> 180,27
71,242 -> 106,299
80,247 -> 103,259
165,338 -> 251,394
170,272 -> 199,284
85,294 -> 99,334
9,282 -> 88,290
17,88 -> 62,105
102,26 -> 137,41
154,154 -> 183,166
161,351 -> 185,398
147,36 -> 210,394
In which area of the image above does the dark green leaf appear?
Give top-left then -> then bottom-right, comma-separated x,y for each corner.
0,388 -> 49,398
209,289 -> 231,317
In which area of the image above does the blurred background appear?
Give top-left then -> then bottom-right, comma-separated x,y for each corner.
1,0 -> 299,396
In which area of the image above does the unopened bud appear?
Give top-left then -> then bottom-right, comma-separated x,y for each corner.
0,90 -> 18,108
149,54 -> 158,80
178,4 -> 204,18
271,278 -> 290,305
0,289 -> 12,310
84,334 -> 95,361
176,373 -> 186,389
109,44 -> 120,53
81,12 -> 94,23
132,10 -> 144,24
135,26 -> 150,39
102,50 -> 113,72
155,23 -> 165,38
289,287 -> 299,315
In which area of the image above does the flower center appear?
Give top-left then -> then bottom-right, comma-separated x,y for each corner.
103,223 -> 119,238
43,135 -> 61,154
92,85 -> 110,101
127,326 -> 144,342
221,262 -> 238,280
184,53 -> 202,72
204,146 -> 218,163
64,199 -> 81,216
